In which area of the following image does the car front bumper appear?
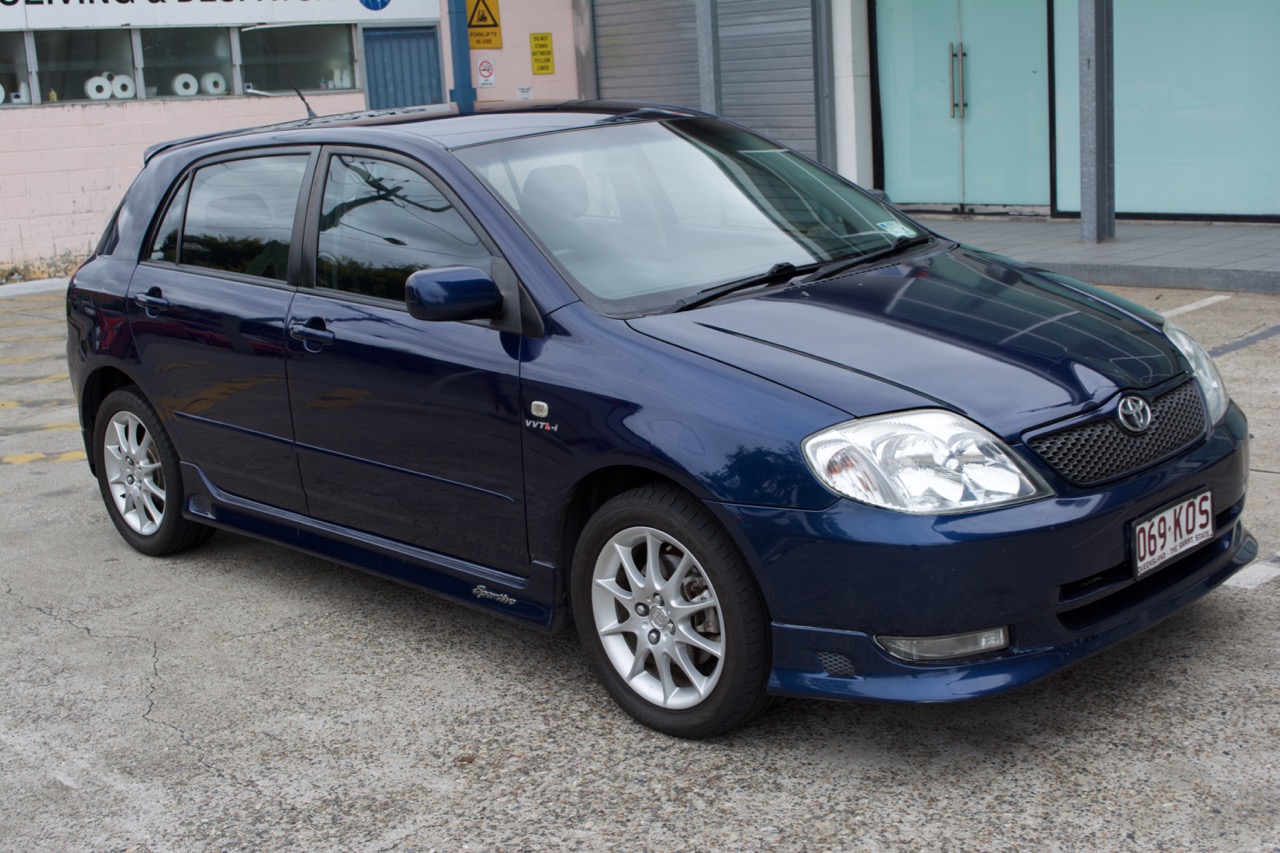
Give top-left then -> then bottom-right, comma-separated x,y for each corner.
712,403 -> 1256,703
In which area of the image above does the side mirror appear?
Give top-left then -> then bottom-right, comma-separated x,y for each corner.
405,266 -> 503,322
867,188 -> 892,203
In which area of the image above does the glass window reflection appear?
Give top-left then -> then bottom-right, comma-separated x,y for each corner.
316,155 -> 490,301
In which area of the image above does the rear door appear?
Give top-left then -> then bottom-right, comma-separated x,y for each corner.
285,148 -> 528,574
127,149 -> 315,513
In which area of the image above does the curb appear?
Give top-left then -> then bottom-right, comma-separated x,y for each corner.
0,278 -> 69,297
1027,263 -> 1280,294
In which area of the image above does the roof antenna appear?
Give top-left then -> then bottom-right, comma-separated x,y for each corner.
249,30 -> 319,120
291,85 -> 319,120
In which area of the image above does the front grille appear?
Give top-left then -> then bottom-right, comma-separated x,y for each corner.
1028,381 -> 1206,485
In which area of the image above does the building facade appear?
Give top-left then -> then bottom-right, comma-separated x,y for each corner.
0,0 -> 580,270
3,0 -> 1275,271
576,0 -> 1280,221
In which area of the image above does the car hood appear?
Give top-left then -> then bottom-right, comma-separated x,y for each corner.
628,245 -> 1185,440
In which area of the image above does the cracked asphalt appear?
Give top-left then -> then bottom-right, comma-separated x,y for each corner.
2,280 -> 1278,851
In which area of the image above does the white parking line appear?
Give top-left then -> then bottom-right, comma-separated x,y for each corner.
1163,294 -> 1232,318
1223,553 -> 1280,589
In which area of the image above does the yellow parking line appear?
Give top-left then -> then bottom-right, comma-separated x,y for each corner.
0,422 -> 79,437
0,373 -> 69,387
0,295 -> 62,303
0,319 -> 62,328
0,398 -> 75,409
0,354 -> 56,365
0,335 -> 63,343
1,450 -> 86,465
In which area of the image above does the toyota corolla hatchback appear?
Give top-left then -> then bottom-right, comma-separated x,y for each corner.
67,102 -> 1256,737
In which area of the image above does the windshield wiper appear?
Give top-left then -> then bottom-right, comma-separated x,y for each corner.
668,261 -> 816,313
801,234 -> 935,283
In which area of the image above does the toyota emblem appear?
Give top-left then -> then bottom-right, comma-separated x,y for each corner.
1117,395 -> 1153,434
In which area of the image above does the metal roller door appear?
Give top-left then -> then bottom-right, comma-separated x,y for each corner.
593,0 -> 701,108
591,0 -> 823,159
718,0 -> 819,158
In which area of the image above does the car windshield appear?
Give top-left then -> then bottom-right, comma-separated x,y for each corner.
456,117 -> 922,316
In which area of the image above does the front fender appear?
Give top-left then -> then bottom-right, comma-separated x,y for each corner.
519,303 -> 843,565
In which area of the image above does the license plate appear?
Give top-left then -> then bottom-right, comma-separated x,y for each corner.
1132,490 -> 1214,578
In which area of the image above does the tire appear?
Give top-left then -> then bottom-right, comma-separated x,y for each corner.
571,484 -> 771,738
94,387 -> 213,556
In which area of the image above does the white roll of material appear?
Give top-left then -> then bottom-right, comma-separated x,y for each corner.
171,73 -> 199,97
111,74 -> 135,99
0,83 -> 5,105
84,76 -> 112,101
17,81 -> 30,104
200,72 -> 226,96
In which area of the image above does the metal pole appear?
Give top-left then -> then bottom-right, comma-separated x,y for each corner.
1080,0 -> 1115,243
695,0 -> 721,114
448,0 -> 477,115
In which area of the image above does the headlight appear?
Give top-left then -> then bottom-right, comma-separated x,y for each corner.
803,410 -> 1052,513
1163,321 -> 1229,423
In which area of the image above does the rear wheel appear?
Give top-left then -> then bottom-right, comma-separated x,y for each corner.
94,387 -> 212,555
572,485 -> 770,738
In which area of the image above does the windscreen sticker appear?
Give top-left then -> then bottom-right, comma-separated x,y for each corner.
876,221 -> 918,239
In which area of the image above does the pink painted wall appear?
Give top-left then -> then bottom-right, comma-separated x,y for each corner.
0,93 -> 364,270
1,0 -> 584,271
438,1 -> 580,106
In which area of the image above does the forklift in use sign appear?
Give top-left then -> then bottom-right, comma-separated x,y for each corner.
467,0 -> 502,49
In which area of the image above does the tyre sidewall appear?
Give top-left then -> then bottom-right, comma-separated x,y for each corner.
94,388 -> 197,556
571,486 -> 769,738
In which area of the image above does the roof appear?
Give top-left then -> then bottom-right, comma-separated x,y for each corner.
143,100 -> 709,163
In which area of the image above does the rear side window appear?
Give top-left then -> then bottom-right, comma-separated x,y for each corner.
316,154 -> 490,301
167,155 -> 309,282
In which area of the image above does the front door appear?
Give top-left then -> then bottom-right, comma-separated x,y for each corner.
286,150 -> 528,574
875,0 -> 1050,209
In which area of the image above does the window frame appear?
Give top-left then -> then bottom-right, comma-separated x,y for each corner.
140,146 -> 319,291
300,145 -> 525,334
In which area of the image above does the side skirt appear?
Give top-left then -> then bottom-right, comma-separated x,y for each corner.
179,462 -> 560,631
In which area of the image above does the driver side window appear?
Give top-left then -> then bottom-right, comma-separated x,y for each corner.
316,155 -> 491,301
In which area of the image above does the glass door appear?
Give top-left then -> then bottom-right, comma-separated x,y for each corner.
876,0 -> 1050,209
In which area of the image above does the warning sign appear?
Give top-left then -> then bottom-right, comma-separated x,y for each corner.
467,0 -> 502,50
477,58 -> 496,89
530,32 -> 555,75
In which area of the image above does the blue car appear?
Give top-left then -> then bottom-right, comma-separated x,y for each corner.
67,102 -> 1256,737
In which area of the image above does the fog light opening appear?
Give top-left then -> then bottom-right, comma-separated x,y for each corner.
876,627 -> 1009,662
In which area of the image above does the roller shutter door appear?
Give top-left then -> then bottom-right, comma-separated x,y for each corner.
718,0 -> 818,158
593,0 -> 701,108
592,0 -> 820,158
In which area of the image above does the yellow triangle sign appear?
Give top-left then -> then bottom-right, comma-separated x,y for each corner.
468,0 -> 499,28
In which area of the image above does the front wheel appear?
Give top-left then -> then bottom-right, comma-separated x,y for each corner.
572,485 -> 770,738
94,387 -> 212,556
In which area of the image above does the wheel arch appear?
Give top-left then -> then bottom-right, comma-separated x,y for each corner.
551,463 -> 773,631
78,365 -> 145,474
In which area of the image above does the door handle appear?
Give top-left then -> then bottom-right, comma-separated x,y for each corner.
949,41 -> 968,119
288,322 -> 336,352
133,290 -> 170,318
949,42 -> 958,118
